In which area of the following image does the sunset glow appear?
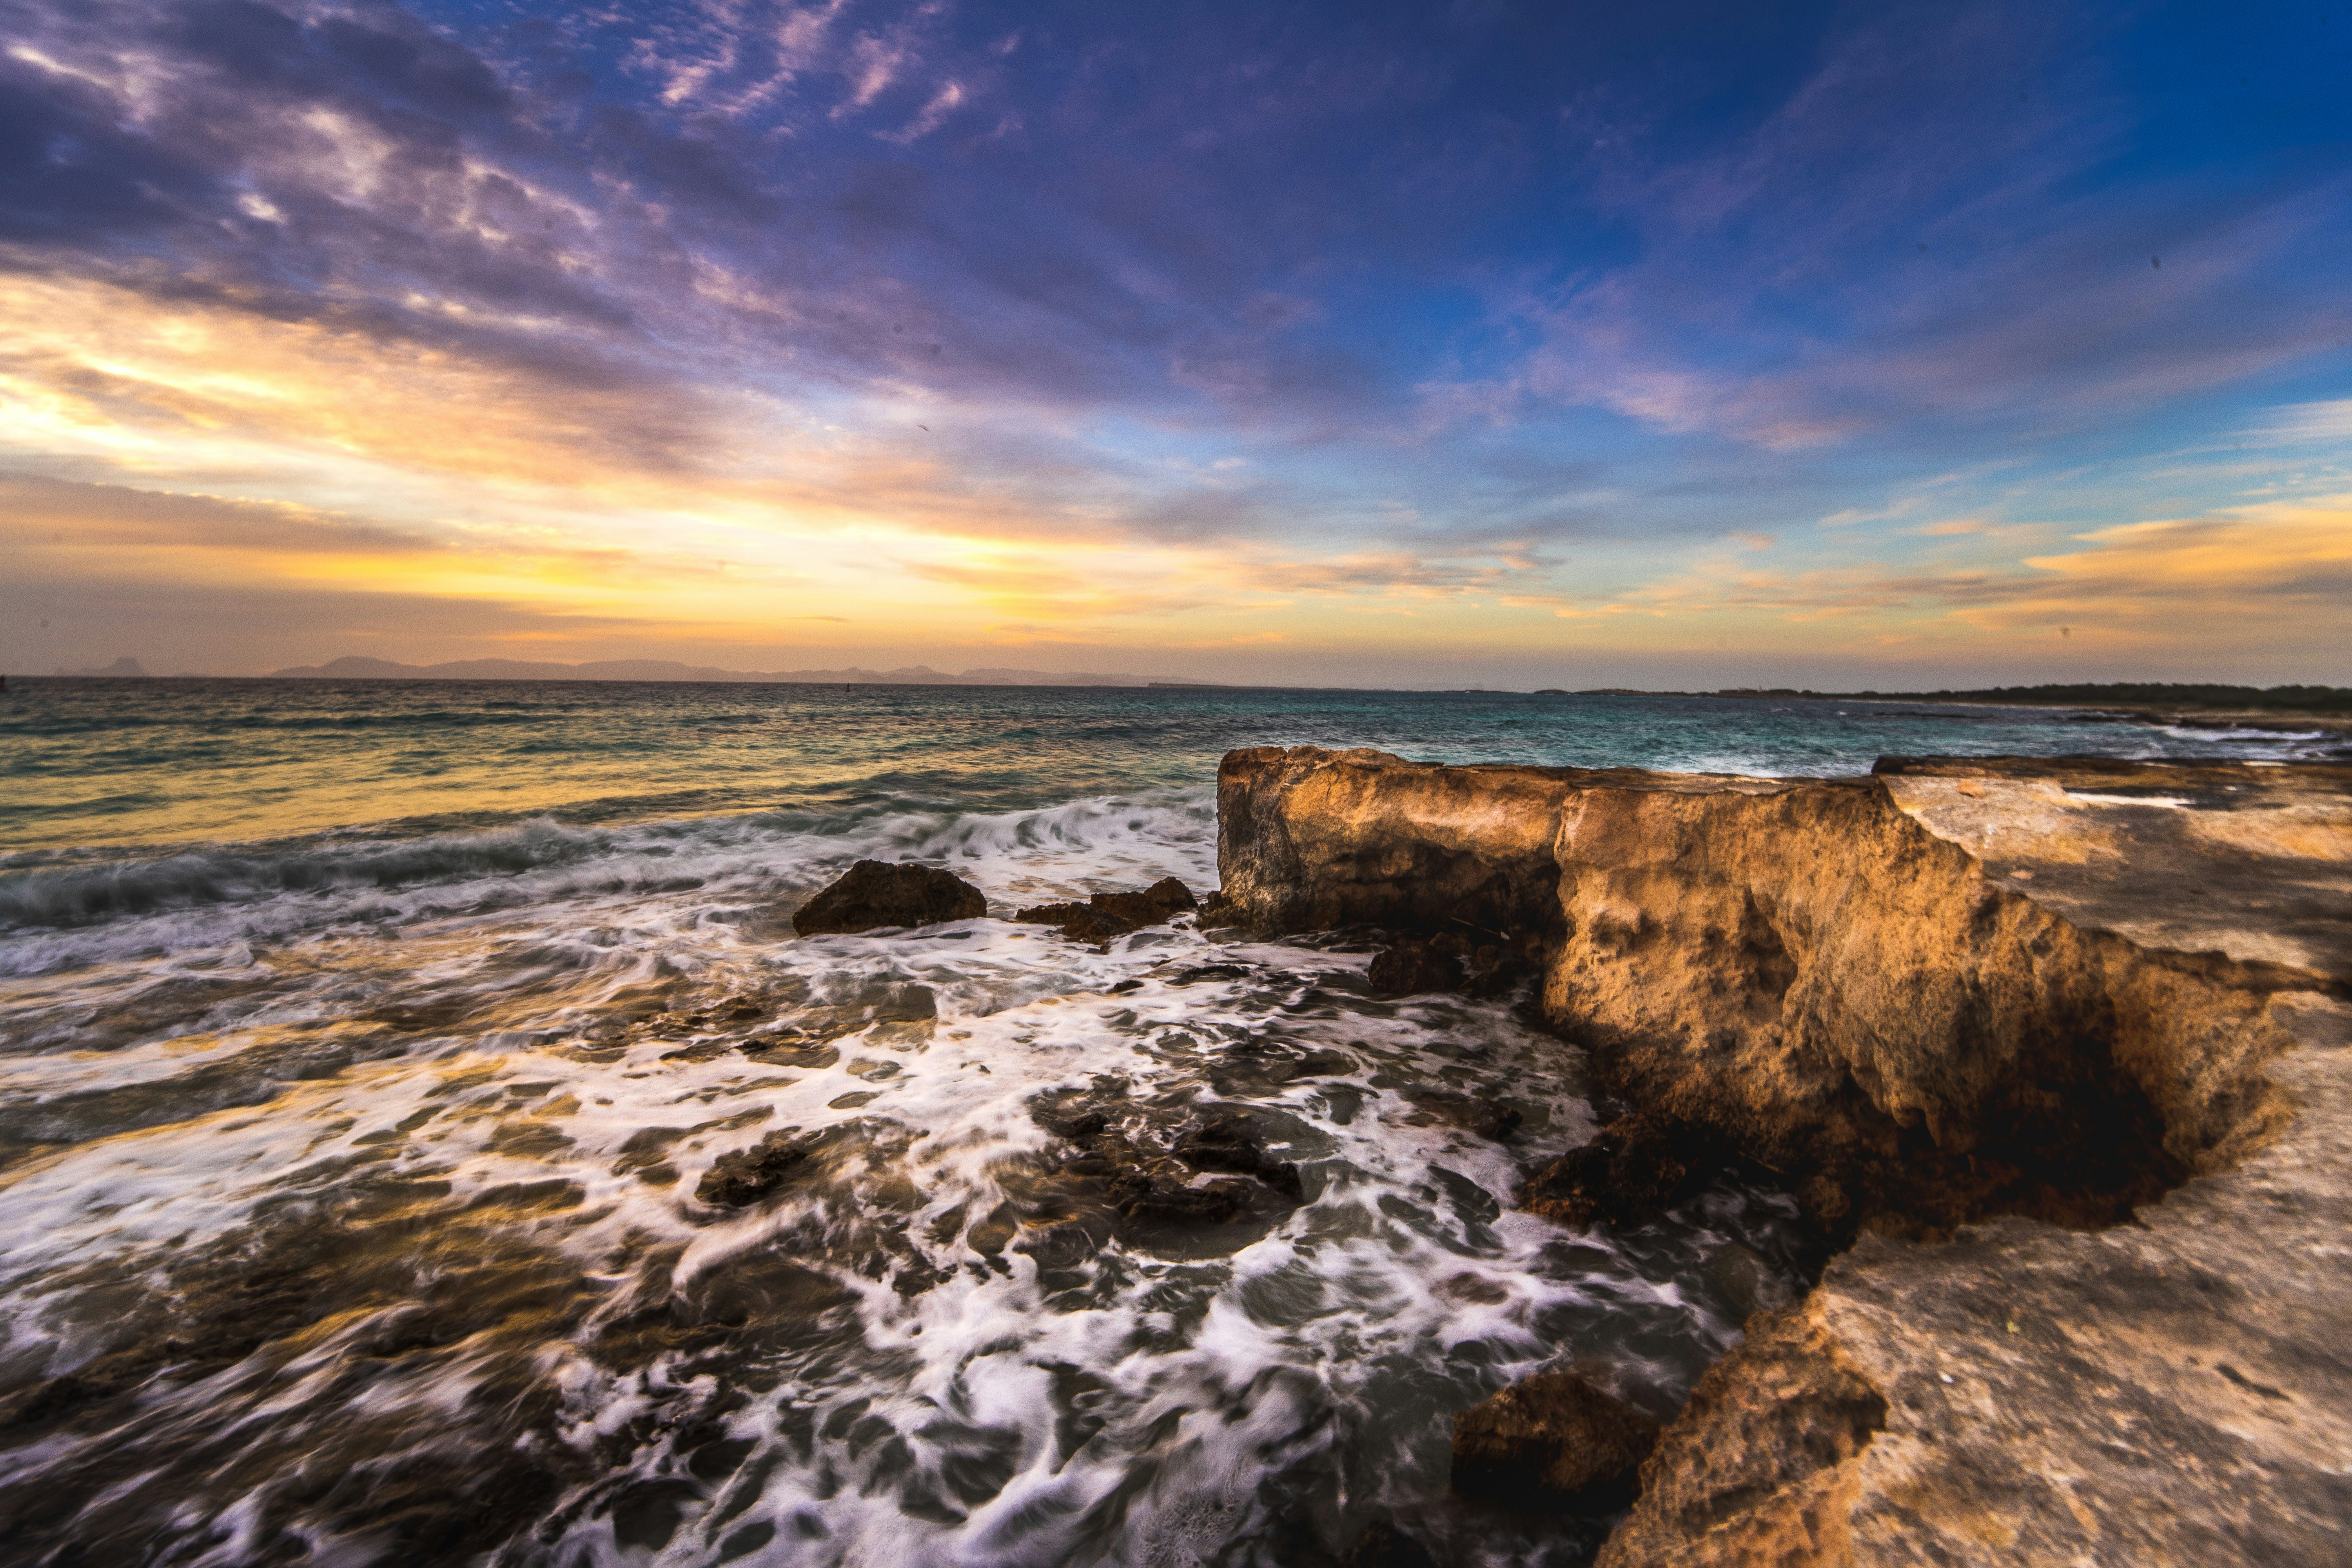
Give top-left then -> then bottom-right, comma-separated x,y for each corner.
4,2 -> 2347,685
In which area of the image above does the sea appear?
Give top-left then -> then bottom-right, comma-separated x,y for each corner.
0,678 -> 2330,1568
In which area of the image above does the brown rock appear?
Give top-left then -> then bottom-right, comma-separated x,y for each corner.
1141,875 -> 1198,912
792,860 -> 985,935
1403,1087 -> 1522,1141
1367,941 -> 1463,996
1015,878 -> 1197,943
1014,901 -> 1136,942
1452,1368 -> 1661,1509
1216,744 -> 2352,1566
1519,1110 -> 1710,1228
1340,1520 -> 1435,1568
695,1128 -> 816,1206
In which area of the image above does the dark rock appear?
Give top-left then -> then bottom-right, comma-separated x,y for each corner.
695,1128 -> 817,1206
1519,1110 -> 1711,1229
1173,1108 -> 1303,1197
1368,942 -> 1463,996
1404,1088 -> 1523,1142
793,860 -> 985,936
1704,1240 -> 1797,1321
1451,1368 -> 1661,1510
1341,1519 -> 1436,1568
1169,962 -> 1249,984
1105,1168 -> 1260,1225
1017,879 -> 1197,943
1142,876 -> 1198,912
1014,900 -> 1130,940
1030,1089 -> 1305,1230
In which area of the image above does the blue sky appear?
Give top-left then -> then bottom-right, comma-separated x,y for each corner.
2,0 -> 2347,684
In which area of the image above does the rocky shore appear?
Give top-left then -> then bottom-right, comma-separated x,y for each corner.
1218,745 -> 2352,1566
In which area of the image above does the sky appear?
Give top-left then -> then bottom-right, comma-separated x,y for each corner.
2,0 -> 2348,688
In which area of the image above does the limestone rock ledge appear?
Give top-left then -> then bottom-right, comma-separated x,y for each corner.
1216,745 -> 2352,1566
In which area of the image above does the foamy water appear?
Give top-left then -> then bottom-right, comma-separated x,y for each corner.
1,680 -> 2323,1565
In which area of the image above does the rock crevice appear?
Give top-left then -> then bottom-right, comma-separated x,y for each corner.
1216,744 -> 2352,1566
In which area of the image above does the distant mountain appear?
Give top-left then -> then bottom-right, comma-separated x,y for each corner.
54,656 -> 148,677
267,655 -> 1223,687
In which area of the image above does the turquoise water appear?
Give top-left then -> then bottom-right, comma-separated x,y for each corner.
0,679 -> 2317,1567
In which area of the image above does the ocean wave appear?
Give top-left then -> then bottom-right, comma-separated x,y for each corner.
0,788 -> 1216,975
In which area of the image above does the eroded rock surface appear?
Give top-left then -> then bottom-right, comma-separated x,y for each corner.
1452,1368 -> 1662,1510
1216,744 -> 2352,1567
792,860 -> 985,935
1015,877 -> 1198,944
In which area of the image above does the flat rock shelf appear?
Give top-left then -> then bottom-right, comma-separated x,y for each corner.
1216,745 -> 2352,1567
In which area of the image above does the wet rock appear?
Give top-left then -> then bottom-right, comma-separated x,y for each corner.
1452,1368 -> 1661,1510
1014,901 -> 1127,941
695,1128 -> 818,1206
1403,1087 -> 1523,1142
1519,1110 -> 1710,1229
1367,941 -> 1462,996
1105,1168 -> 1261,1225
1210,1040 -> 1357,1096
793,861 -> 985,936
1016,878 -> 1199,944
1341,1519 -> 1437,1568
1168,962 -> 1249,984
1221,745 -> 2352,1565
1704,1240 -> 1796,1321
741,1035 -> 841,1070
1172,1107 -> 1303,1198
1090,877 -> 1197,925
1029,1089 -> 1306,1230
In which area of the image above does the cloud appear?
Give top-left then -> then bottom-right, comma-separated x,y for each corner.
0,471 -> 438,555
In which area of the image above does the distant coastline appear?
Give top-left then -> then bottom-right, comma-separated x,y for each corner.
21,661 -> 2348,719
262,655 -> 1228,687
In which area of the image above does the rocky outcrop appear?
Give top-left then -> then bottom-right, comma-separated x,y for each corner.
1367,940 -> 1462,995
1031,1090 -> 1308,1232
1452,1368 -> 1662,1509
1015,877 -> 1197,943
1217,746 -> 1575,936
1217,744 -> 2352,1566
792,860 -> 986,935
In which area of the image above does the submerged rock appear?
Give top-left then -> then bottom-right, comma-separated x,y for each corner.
1403,1087 -> 1522,1142
1452,1368 -> 1661,1511
1367,941 -> 1463,996
1519,1110 -> 1710,1229
1340,1520 -> 1437,1568
1028,1089 -> 1307,1231
1015,877 -> 1198,943
1172,1107 -> 1304,1198
793,860 -> 985,936
694,1128 -> 818,1206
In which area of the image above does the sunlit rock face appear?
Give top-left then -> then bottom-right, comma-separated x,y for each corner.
1217,744 -> 2352,1567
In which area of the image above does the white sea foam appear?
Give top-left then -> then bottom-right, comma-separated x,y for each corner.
0,787 -> 1802,1566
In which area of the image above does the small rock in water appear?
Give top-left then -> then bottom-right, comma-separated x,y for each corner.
1173,1107 -> 1304,1197
1404,1087 -> 1522,1141
1705,1240 -> 1797,1320
695,1128 -> 817,1206
1519,1109 -> 1710,1228
1451,1368 -> 1661,1510
1014,901 -> 1135,943
792,860 -> 985,936
1368,941 -> 1463,996
1015,877 -> 1198,943
1341,1519 -> 1437,1568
